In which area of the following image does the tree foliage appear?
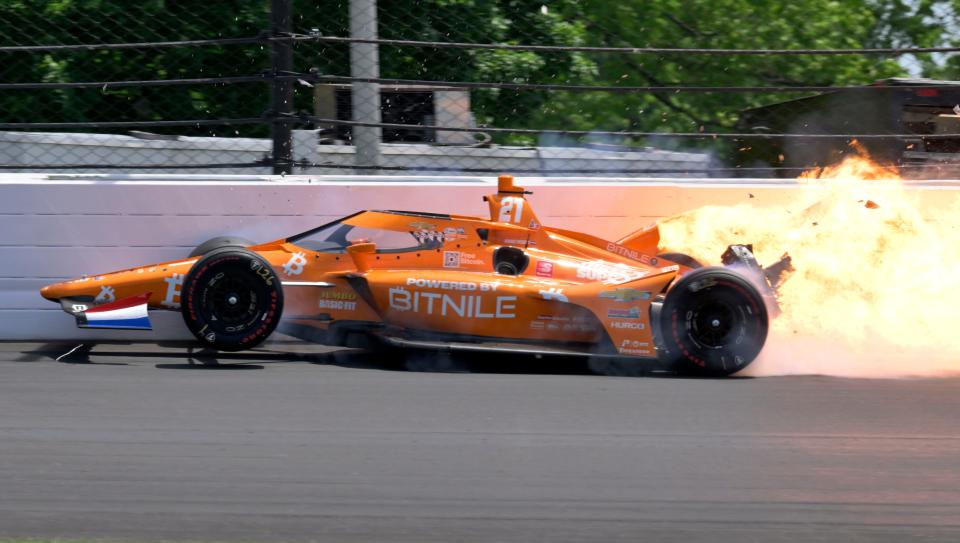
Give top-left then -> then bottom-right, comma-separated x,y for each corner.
0,0 -> 953,141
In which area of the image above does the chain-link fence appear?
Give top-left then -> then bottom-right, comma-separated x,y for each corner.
2,0 -> 959,177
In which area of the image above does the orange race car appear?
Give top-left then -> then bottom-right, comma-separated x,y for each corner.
40,176 -> 790,376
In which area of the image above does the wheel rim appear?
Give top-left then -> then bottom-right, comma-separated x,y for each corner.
203,272 -> 261,330
689,300 -> 737,348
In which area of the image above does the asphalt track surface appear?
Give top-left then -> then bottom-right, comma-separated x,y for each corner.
1,340 -> 960,542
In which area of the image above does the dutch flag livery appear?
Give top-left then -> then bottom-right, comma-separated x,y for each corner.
76,293 -> 153,330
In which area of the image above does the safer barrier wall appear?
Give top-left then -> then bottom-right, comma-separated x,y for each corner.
2,173 -> 957,341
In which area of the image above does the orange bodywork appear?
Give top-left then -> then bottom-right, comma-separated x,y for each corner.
41,175 -> 691,358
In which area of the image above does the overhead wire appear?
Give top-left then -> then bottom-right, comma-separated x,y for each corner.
294,34 -> 960,56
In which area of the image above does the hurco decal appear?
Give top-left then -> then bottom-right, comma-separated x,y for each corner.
389,278 -> 516,318
599,288 -> 651,302
610,320 -> 645,330
607,307 -> 641,319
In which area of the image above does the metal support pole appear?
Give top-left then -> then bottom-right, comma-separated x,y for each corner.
271,0 -> 294,174
349,0 -> 382,169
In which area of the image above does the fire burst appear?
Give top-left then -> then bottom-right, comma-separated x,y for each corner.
657,146 -> 960,377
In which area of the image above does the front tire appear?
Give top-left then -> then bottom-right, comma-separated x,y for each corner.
188,236 -> 254,258
659,267 -> 768,376
180,248 -> 284,351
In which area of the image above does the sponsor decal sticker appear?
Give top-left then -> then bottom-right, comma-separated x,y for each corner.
389,286 -> 516,319
405,277 -> 500,291
94,285 -> 116,304
412,229 -> 447,244
528,219 -> 540,230
535,260 -> 554,277
576,262 -> 646,284
619,339 -> 652,355
604,242 -> 660,265
321,291 -> 356,300
161,273 -> 184,308
536,314 -> 569,322
444,251 -> 485,268
498,196 -> 525,224
610,320 -> 645,330
409,221 -> 436,230
607,307 -> 641,319
443,226 -> 467,240
318,299 -> 357,311
599,288 -> 651,302
459,252 -> 484,266
606,242 -> 639,260
443,251 -> 461,268
539,287 -> 568,302
283,251 -> 307,276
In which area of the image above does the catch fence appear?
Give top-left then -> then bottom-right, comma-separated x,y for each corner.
1,0 -> 959,177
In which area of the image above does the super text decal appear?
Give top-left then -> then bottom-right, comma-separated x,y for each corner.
576,262 -> 646,284
389,278 -> 516,318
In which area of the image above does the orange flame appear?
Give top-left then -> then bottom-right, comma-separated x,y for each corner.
657,148 -> 960,377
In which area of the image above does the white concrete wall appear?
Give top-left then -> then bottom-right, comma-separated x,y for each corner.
0,131 -> 712,177
3,173 -> 958,341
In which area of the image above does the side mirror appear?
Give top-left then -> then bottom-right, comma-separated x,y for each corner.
346,242 -> 377,272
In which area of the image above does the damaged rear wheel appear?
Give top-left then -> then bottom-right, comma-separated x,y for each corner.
180,247 -> 284,352
660,267 -> 768,376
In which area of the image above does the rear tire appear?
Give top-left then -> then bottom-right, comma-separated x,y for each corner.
180,247 -> 284,352
659,267 -> 767,376
657,252 -> 703,269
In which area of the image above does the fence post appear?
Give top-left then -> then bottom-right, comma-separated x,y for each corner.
349,0 -> 382,170
271,0 -> 294,174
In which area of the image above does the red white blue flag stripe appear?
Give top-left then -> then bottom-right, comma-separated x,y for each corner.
77,292 -> 152,330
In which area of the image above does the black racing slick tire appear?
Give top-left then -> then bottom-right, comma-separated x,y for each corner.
657,252 -> 703,269
180,247 -> 284,352
659,267 -> 768,376
188,236 -> 254,258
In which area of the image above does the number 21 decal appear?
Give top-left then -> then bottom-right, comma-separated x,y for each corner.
498,197 -> 525,224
